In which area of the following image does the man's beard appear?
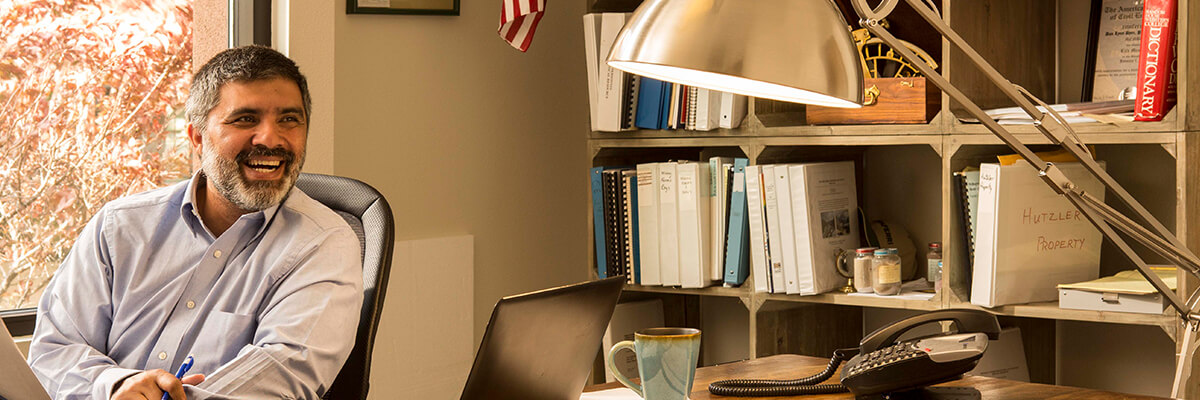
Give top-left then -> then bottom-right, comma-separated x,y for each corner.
200,137 -> 304,212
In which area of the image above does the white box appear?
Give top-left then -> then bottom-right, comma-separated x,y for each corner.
1059,288 -> 1167,314
969,326 -> 1030,382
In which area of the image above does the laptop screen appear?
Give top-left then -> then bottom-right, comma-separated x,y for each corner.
460,276 -> 625,400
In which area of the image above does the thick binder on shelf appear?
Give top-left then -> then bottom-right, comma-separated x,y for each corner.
636,163 -> 662,285
724,158 -> 750,286
788,161 -> 859,295
677,162 -> 714,288
971,161 -> 1105,307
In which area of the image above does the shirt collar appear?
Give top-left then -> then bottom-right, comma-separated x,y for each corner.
179,170 -> 286,241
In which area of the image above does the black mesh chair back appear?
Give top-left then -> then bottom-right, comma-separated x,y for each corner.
295,173 -> 394,400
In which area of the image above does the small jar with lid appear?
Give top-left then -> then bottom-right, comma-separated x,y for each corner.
927,242 -> 943,294
853,247 -> 877,293
872,248 -> 902,295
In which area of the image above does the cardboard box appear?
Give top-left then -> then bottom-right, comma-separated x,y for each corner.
1059,288 -> 1167,314
805,77 -> 939,125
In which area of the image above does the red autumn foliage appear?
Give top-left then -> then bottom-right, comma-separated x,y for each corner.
1,0 -> 193,310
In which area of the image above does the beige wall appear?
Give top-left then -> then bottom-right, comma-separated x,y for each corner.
200,0 -> 589,396
330,0 -> 589,350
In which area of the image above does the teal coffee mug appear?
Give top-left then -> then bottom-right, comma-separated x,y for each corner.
605,327 -> 701,400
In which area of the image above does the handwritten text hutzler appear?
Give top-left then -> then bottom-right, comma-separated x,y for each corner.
1023,208 -> 1084,224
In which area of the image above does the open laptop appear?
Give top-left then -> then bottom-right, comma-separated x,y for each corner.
460,276 -> 625,400
1,317 -> 51,400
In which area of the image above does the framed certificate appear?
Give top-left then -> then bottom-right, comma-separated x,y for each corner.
1087,0 -> 1142,101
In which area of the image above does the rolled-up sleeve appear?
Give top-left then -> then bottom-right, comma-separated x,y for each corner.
185,227 -> 363,399
28,209 -> 137,400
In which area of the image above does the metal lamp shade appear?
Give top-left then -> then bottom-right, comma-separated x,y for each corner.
607,0 -> 863,108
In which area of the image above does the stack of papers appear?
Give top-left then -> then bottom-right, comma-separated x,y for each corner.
960,100 -> 1135,125
580,388 -> 641,399
1057,267 -> 1177,294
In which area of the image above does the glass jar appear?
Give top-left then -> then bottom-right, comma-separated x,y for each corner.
927,242 -> 943,294
872,248 -> 902,295
853,247 -> 876,293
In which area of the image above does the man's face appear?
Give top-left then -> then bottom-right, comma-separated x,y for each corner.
192,77 -> 307,212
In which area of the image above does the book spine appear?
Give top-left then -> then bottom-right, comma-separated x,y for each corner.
623,76 -> 641,129
788,164 -> 816,295
603,170 -> 624,279
745,165 -> 770,293
709,157 -> 733,282
970,164 -> 1000,307
709,157 -> 723,282
953,172 -> 975,270
761,165 -> 787,293
686,86 -> 699,130
773,165 -> 801,294
1133,0 -> 1177,121
677,162 -> 713,288
637,164 -> 661,285
582,14 -> 601,131
591,167 -> 607,278
635,78 -> 664,130
597,13 -> 629,132
660,84 -> 674,130
724,158 -> 750,286
659,163 -> 680,286
623,170 -> 639,284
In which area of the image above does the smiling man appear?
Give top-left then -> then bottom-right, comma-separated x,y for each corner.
27,46 -> 363,400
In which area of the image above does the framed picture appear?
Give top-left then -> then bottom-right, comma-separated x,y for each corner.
347,0 -> 459,15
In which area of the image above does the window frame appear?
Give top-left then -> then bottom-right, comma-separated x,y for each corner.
0,0 -> 270,338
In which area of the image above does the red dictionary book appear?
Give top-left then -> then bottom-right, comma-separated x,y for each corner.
1133,0 -> 1177,121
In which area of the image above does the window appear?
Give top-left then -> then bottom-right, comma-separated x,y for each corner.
1,1 -> 194,314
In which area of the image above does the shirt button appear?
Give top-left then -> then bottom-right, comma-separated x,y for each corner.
186,300 -> 195,309
213,250 -> 222,258
158,352 -> 168,360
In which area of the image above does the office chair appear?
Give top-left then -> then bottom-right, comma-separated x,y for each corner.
294,173 -> 395,400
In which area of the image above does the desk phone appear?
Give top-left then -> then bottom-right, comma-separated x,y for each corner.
709,309 -> 1001,397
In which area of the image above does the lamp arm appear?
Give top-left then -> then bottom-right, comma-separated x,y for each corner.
849,1 -> 1200,395
848,0 -> 1200,315
904,0 -> 1195,263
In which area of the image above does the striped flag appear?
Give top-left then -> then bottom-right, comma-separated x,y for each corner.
498,0 -> 546,52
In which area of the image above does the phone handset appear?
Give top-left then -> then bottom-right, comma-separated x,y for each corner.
859,309 -> 1002,354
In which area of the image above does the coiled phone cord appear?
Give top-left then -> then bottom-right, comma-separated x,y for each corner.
707,348 -> 858,397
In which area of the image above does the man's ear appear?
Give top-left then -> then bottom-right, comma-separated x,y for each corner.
186,124 -> 202,151
187,124 -> 203,170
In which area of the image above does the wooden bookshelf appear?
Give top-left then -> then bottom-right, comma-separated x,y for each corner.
585,0 -> 1198,390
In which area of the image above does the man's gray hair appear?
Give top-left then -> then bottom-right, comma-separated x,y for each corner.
185,45 -> 311,135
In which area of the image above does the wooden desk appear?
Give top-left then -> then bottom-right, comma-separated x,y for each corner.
587,354 -> 1163,399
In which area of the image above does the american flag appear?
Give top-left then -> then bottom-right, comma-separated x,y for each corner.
498,0 -> 546,52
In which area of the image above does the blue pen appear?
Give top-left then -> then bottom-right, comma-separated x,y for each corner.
161,355 -> 194,400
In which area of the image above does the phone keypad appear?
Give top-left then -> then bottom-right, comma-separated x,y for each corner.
844,342 -> 926,378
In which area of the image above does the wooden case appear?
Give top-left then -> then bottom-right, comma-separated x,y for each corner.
805,77 -> 940,125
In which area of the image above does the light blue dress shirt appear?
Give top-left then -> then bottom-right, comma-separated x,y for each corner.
28,174 -> 364,399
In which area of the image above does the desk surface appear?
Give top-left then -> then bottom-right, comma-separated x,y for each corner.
586,354 -> 1163,399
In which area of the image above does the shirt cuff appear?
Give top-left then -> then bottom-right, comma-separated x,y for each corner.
94,367 -> 143,400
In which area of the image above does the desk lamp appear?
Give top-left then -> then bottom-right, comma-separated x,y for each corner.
607,0 -> 1200,397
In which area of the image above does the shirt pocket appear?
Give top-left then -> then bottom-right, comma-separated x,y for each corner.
194,310 -> 257,368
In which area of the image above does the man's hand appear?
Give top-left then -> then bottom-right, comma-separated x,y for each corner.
112,370 -> 206,400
